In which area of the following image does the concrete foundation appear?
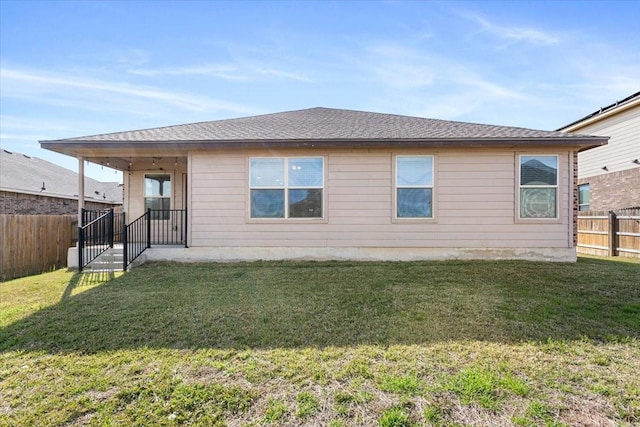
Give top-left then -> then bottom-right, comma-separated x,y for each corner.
69,246 -> 577,269
68,246 -> 79,269
141,246 -> 577,264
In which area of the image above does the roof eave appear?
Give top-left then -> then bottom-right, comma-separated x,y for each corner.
557,94 -> 640,132
41,136 -> 608,154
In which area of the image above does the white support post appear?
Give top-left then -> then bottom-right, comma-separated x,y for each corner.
78,156 -> 85,226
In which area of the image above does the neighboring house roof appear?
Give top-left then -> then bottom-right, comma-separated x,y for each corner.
42,107 -> 606,151
557,91 -> 640,132
0,149 -> 122,204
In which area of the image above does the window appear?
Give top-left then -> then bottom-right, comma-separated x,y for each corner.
396,156 -> 433,218
250,157 -> 323,219
145,174 -> 171,220
519,155 -> 558,219
578,184 -> 590,211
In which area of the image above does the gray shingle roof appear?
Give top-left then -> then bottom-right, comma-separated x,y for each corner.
48,107 -> 594,143
0,150 -> 122,203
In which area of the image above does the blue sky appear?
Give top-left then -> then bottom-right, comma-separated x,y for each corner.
1,0 -> 639,182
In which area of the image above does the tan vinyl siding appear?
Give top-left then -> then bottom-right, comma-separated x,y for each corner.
577,106 -> 640,179
188,148 -> 572,249
124,168 -> 187,220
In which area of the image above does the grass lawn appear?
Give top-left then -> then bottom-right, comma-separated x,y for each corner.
1,257 -> 639,426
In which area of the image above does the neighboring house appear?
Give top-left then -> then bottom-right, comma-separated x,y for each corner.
41,107 -> 607,263
0,149 -> 123,214
557,91 -> 640,211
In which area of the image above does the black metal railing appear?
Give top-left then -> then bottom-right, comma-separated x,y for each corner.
83,208 -> 123,243
79,209 -> 114,271
122,210 -> 150,270
149,209 -> 187,245
80,208 -> 187,271
122,209 -> 187,270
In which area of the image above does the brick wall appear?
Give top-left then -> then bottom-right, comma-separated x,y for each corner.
0,191 -> 120,215
578,167 -> 640,211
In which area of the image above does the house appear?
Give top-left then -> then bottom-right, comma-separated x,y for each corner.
557,91 -> 640,211
0,149 -> 122,215
40,107 -> 607,265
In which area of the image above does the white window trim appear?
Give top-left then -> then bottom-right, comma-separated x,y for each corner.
393,154 -> 436,222
144,172 -> 173,220
516,154 -> 560,222
248,156 -> 326,221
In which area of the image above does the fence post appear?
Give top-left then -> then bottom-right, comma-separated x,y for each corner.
78,225 -> 84,271
146,208 -> 152,249
122,212 -> 128,271
108,209 -> 114,248
608,210 -> 617,257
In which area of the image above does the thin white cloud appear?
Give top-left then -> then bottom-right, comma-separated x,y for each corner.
109,48 -> 151,68
127,64 -> 247,81
568,59 -> 640,96
1,67 -> 251,114
67,48 -> 151,69
368,25 -> 637,128
0,114 -> 103,134
467,13 -> 559,46
0,133 -> 47,141
450,68 -> 528,100
367,43 -> 435,89
375,63 -> 435,89
255,68 -> 313,83
366,41 -> 527,102
0,115 -> 119,144
127,63 -> 314,83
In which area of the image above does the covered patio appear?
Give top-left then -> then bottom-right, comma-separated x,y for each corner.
44,148 -> 190,271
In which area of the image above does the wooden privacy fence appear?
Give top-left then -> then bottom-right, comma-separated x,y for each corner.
0,214 -> 76,281
577,208 -> 640,258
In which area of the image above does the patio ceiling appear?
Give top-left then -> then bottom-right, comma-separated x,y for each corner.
40,144 -> 190,172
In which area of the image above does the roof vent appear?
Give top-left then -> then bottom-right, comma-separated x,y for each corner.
23,154 -> 31,159
3,149 -> 12,154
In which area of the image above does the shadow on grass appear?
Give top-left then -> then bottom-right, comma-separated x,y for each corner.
1,258 -> 638,354
60,270 -> 117,302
